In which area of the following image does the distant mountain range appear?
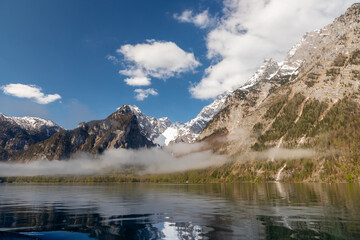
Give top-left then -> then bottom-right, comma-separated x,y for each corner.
1,3 -> 360,183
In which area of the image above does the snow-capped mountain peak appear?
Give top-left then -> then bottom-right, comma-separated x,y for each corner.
0,113 -> 62,132
116,105 -> 173,144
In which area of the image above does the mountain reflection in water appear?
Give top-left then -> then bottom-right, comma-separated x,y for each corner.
0,183 -> 359,239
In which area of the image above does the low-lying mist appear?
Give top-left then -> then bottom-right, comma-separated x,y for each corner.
0,142 -> 227,177
0,140 -> 319,177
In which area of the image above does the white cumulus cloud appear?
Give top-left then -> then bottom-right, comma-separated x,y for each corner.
125,77 -> 151,86
174,9 -> 216,29
117,40 -> 200,86
134,88 -> 158,101
189,0 -> 358,99
1,83 -> 61,104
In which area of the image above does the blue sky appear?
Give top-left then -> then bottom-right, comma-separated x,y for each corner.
0,0 -> 356,129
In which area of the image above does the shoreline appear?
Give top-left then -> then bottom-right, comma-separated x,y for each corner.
1,176 -> 358,184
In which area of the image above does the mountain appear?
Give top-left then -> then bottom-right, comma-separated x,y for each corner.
16,105 -> 154,161
198,3 -> 360,182
128,59 -> 281,147
122,96 -> 231,146
0,114 -> 63,161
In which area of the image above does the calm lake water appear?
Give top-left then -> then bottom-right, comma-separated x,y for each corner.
0,183 -> 359,240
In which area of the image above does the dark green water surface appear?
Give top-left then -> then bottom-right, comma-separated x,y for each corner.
0,183 -> 359,239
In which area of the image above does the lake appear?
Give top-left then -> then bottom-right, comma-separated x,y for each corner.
0,183 -> 359,239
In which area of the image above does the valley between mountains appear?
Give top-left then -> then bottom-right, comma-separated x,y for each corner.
1,3 -> 360,183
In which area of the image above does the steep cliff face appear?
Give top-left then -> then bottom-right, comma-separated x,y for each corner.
200,3 -> 360,158
0,114 -> 63,161
16,105 -> 154,161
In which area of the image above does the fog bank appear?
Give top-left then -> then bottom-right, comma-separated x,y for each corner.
0,139 -> 320,177
0,142 -> 226,177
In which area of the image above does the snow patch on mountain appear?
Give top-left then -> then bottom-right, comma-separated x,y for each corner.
154,124 -> 182,146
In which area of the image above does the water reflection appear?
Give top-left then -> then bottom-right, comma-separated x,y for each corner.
0,183 -> 359,239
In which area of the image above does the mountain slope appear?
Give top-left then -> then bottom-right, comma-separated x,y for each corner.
0,114 -> 63,161
198,3 -> 360,181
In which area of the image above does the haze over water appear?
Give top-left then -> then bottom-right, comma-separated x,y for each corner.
0,183 -> 359,239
